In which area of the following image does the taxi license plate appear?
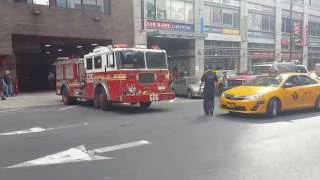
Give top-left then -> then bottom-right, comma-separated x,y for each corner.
226,103 -> 235,109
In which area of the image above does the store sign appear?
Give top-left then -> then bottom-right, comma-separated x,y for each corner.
281,52 -> 302,59
250,51 -> 275,58
209,27 -> 240,35
248,31 -> 274,39
146,20 -> 194,32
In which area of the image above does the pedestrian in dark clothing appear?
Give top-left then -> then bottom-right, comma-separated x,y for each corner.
0,71 -> 6,100
4,70 -> 14,96
200,66 -> 218,116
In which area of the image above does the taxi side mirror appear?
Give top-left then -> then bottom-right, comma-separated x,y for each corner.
283,82 -> 294,88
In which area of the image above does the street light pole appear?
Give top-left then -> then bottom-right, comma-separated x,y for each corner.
289,0 -> 293,62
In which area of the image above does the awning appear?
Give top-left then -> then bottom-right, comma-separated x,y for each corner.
147,30 -> 207,39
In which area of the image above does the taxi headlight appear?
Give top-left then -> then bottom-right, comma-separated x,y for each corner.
244,94 -> 264,100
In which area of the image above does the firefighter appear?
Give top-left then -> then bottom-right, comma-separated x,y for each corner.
200,66 -> 218,116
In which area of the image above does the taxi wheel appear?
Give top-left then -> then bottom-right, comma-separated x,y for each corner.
187,90 -> 193,99
267,98 -> 280,118
140,102 -> 152,110
315,96 -> 320,111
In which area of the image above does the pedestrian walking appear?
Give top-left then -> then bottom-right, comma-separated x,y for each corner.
0,70 -> 6,100
4,70 -> 14,96
48,71 -> 55,90
200,66 -> 218,116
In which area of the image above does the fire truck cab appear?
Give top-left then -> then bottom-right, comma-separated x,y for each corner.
54,45 -> 175,110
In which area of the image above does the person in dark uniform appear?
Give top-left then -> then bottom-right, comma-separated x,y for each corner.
200,66 -> 218,116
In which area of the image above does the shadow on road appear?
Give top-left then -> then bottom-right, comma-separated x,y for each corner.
218,108 -> 320,124
80,102 -> 173,115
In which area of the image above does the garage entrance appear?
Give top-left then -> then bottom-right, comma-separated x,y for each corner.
13,35 -> 112,92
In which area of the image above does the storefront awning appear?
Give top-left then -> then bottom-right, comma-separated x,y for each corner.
147,31 -> 207,39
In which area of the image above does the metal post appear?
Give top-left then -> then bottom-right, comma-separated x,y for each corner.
289,0 -> 293,61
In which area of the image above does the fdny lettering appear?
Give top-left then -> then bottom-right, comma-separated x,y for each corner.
86,74 -> 94,83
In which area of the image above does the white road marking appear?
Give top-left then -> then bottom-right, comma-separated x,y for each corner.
0,122 -> 88,136
6,140 -> 150,168
91,140 -> 150,153
59,105 -> 80,110
0,108 -> 25,113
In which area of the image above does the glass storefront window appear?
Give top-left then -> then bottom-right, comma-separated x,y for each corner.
57,0 -> 67,7
147,0 -> 156,19
33,0 -> 49,5
67,0 -> 81,9
203,6 -> 211,26
82,0 -> 97,11
309,23 -> 320,36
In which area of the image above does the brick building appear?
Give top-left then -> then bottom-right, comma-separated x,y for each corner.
0,0 -> 136,91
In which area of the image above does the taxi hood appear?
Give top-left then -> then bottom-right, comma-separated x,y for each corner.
224,86 -> 278,96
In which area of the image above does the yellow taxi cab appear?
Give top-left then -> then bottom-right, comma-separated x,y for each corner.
220,73 -> 320,117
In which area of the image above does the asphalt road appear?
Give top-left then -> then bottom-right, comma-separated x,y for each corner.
1,97 -> 320,180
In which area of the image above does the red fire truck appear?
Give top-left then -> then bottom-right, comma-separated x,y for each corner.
54,45 -> 175,110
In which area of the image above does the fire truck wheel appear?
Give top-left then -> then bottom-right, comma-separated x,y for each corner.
140,102 -> 152,110
62,87 -> 75,105
97,88 -> 112,111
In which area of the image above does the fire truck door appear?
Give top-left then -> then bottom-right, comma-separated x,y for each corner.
84,57 -> 94,98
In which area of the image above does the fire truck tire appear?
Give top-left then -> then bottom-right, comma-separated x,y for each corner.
62,87 -> 75,105
140,102 -> 152,110
96,88 -> 112,111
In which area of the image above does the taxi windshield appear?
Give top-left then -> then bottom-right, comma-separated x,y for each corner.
185,77 -> 200,84
244,75 -> 283,87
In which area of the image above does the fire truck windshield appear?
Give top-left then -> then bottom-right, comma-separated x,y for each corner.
145,52 -> 167,69
116,50 -> 168,70
118,50 -> 146,69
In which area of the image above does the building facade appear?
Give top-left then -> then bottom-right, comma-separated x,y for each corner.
1,0 -> 320,92
142,0 -> 320,76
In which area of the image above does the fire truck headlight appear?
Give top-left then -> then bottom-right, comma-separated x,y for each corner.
158,85 -> 166,91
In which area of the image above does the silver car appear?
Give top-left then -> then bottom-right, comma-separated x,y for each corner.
172,77 -> 203,98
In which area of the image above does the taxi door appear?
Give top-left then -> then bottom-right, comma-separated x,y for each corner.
297,75 -> 319,107
281,75 -> 304,110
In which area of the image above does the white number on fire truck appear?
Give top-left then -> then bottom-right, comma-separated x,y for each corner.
150,94 -> 159,101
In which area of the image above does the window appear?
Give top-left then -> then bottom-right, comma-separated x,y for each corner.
145,52 -> 168,69
157,0 -> 169,19
282,18 -> 291,33
171,0 -> 185,21
298,75 -> 317,85
147,0 -> 194,23
118,50 -> 146,69
285,76 -> 300,87
67,0 -> 81,9
57,0 -> 110,13
212,7 -> 222,27
86,58 -> 93,70
32,0 -> 49,5
147,0 -> 156,19
222,10 -> 233,27
94,56 -> 102,69
309,23 -> 320,36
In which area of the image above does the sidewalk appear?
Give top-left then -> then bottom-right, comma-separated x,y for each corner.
0,92 -> 62,110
